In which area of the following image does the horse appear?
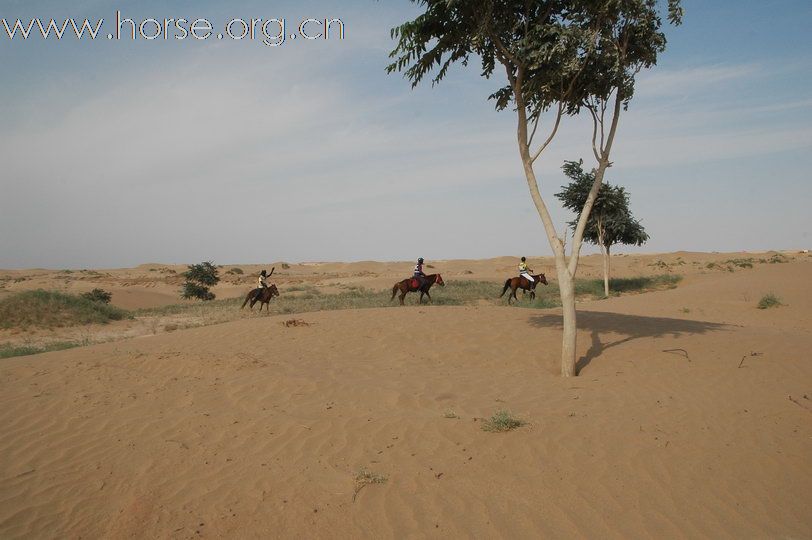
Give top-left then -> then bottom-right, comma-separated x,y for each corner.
500,274 -> 548,304
241,284 -> 279,311
390,273 -> 445,305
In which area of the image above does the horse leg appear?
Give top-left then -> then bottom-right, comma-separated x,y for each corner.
399,290 -> 406,306
424,289 -> 432,303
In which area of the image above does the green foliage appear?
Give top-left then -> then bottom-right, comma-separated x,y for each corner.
181,261 -> 219,301
183,262 -> 219,286
80,288 -> 112,304
387,1 -> 682,122
757,293 -> 783,310
555,159 -> 649,252
482,410 -> 526,432
181,282 -> 215,301
0,290 -> 129,329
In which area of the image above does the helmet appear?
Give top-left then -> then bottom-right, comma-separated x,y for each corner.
418,257 -> 424,263
521,257 -> 526,262
260,270 -> 267,276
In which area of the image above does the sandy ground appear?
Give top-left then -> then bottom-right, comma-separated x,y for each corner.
0,252 -> 810,538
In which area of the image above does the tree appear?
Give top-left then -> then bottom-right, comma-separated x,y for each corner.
556,159 -> 649,297
181,261 -> 219,301
388,0 -> 681,376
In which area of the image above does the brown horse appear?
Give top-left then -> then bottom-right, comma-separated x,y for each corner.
390,274 -> 445,305
241,284 -> 279,311
500,274 -> 548,304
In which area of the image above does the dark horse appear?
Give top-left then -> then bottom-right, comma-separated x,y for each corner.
241,284 -> 279,311
390,274 -> 445,305
500,274 -> 548,304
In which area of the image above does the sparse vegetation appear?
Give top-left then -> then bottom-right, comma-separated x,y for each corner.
353,468 -> 388,501
443,409 -> 459,419
0,341 -> 80,359
768,253 -> 788,264
0,290 -> 129,329
139,274 -> 683,324
80,288 -> 112,304
757,293 -> 783,310
482,410 -> 526,432
227,267 -> 244,275
281,263 -> 291,269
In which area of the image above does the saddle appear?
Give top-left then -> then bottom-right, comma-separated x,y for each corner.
410,278 -> 421,289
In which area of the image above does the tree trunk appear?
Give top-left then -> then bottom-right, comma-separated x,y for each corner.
557,265 -> 577,377
602,244 -> 610,297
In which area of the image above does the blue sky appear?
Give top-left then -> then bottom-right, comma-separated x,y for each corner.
0,0 -> 810,268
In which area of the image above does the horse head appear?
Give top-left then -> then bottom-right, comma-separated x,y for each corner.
435,274 -> 445,286
269,284 -> 280,297
537,273 -> 548,286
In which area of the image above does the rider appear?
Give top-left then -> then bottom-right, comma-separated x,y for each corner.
413,257 -> 427,288
257,269 -> 270,295
518,257 -> 534,283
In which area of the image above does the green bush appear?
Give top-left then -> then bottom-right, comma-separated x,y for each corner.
757,293 -> 783,309
0,290 -> 129,329
482,410 -> 526,432
80,288 -> 112,304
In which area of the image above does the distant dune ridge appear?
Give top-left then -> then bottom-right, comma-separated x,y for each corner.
0,251 -> 810,538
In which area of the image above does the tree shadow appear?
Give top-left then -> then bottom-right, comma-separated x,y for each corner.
528,311 -> 731,374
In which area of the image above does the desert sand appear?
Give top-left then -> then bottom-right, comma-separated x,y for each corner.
1,252 -> 810,538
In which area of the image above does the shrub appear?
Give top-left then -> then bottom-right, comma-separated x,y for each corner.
81,288 -> 112,304
0,341 -> 79,359
757,293 -> 783,309
227,267 -> 244,275
482,410 -> 526,432
0,290 -> 129,329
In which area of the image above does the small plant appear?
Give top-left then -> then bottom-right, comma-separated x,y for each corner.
443,409 -> 459,419
227,267 -> 244,275
768,253 -> 788,264
757,293 -> 783,309
81,288 -> 112,304
353,468 -> 388,501
281,263 -> 291,269
482,409 -> 526,432
680,307 -> 691,314
181,261 -> 219,301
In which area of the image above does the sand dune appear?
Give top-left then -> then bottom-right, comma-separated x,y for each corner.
1,255 -> 810,538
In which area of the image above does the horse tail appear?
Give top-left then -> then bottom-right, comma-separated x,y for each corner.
390,284 -> 398,302
241,291 -> 251,309
500,279 -> 511,297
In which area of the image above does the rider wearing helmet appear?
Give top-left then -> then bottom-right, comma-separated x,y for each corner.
413,257 -> 427,288
518,257 -> 535,283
